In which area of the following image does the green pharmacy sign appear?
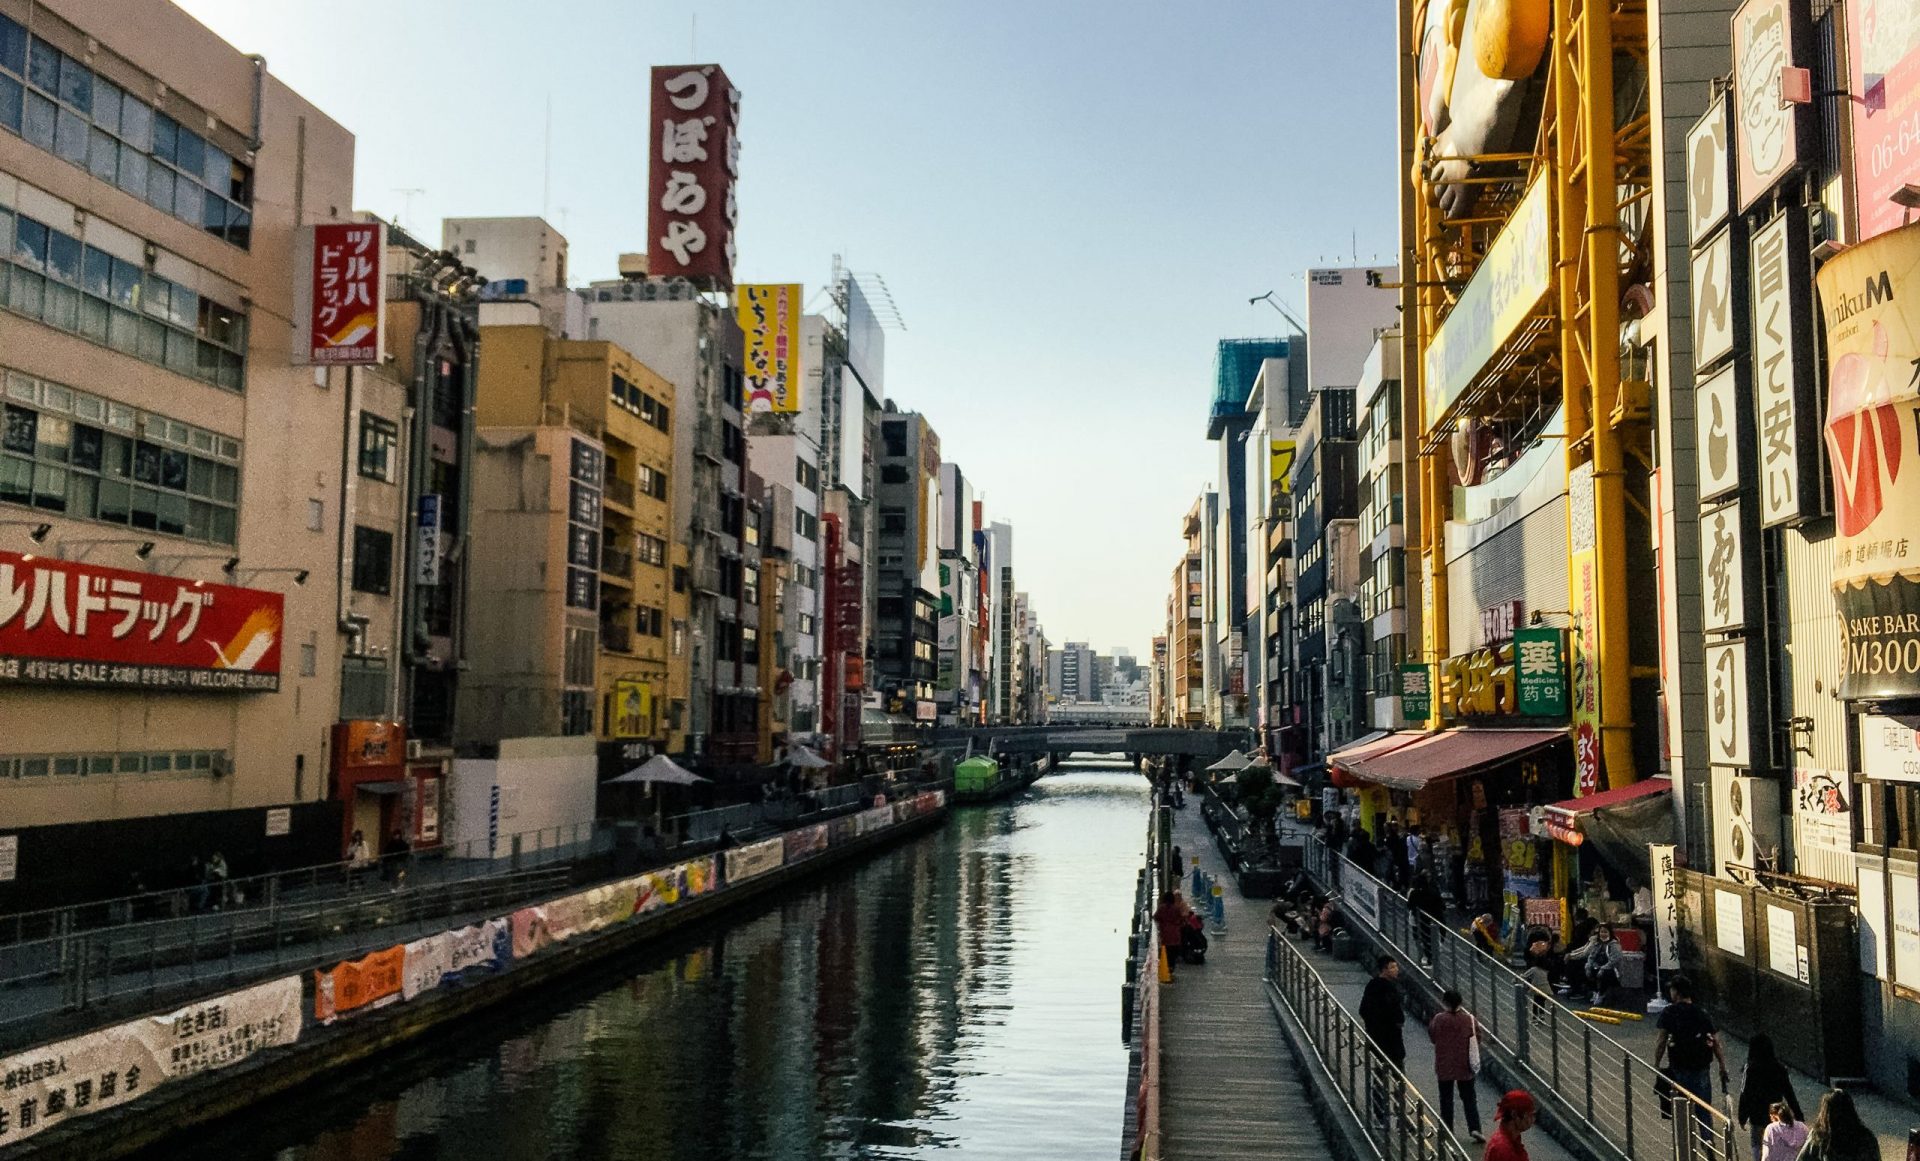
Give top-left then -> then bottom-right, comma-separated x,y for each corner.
1400,664 -> 1433,722
1514,627 -> 1567,717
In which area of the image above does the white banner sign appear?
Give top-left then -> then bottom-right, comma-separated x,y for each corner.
725,837 -> 786,884
1686,98 -> 1731,245
1751,213 -> 1809,525
1649,843 -> 1680,970
1695,366 -> 1741,501
1706,640 -> 1750,766
1894,860 -> 1920,993
1863,712 -> 1920,784
0,975 -> 302,1147
401,933 -> 451,1001
446,918 -> 510,978
1699,502 -> 1747,633
1766,904 -> 1800,979
1345,872 -> 1381,930
1714,889 -> 1748,957
1692,230 -> 1737,369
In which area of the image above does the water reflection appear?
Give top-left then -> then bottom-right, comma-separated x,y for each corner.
156,760 -> 1147,1161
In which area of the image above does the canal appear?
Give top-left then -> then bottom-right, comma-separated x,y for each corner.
149,758 -> 1149,1161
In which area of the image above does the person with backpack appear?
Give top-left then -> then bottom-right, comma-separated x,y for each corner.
1736,1034 -> 1801,1161
1428,988 -> 1485,1143
1652,975 -> 1730,1113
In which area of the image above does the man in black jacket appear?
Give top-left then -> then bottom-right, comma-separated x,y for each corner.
1360,954 -> 1407,1070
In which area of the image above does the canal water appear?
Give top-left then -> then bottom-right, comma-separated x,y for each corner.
156,758 -> 1149,1161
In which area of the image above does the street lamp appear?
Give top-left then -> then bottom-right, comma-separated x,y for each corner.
232,567 -> 308,587
0,520 -> 52,543
148,553 -> 240,576
59,538 -> 154,562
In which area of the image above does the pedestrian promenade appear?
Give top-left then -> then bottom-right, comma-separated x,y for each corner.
1159,803 -> 1325,1161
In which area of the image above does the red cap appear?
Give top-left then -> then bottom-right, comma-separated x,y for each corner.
1497,1091 -> 1536,1120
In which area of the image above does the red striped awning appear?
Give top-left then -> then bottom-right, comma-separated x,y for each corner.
1336,728 -> 1569,792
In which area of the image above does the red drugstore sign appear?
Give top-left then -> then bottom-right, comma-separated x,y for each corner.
647,63 -> 738,288
299,222 -> 385,365
0,551 -> 283,691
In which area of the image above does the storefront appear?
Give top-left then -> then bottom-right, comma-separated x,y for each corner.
330,720 -> 408,858
1539,776 -> 1673,948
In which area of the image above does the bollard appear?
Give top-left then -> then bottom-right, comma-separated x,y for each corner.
1191,861 -> 1205,898
1158,945 -> 1173,983
1210,881 -> 1226,935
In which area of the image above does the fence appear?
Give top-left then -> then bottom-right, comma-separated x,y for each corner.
1303,841 -> 1734,1161
1265,925 -> 1468,1161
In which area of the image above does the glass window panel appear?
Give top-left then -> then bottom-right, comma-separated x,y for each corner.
13,215 -> 45,268
81,246 -> 110,297
217,437 -> 238,460
87,756 -> 112,775
128,485 -> 158,529
21,89 -> 52,149
146,753 -> 169,772
107,305 -> 139,352
25,40 -> 56,93
96,476 -> 127,522
56,53 -> 87,112
226,205 -> 250,248
191,752 -> 211,771
145,162 -> 172,213
0,16 -> 24,77
43,281 -> 75,331
66,469 -> 94,518
201,298 -> 239,346
118,98 -> 150,151
45,229 -> 78,284
151,111 -> 176,163
155,491 -> 185,534
159,446 -> 187,490
138,316 -> 165,363
116,754 -> 142,773
197,339 -> 219,382
185,498 -> 211,539
165,327 -> 195,373
210,505 -> 234,545
212,461 -> 237,501
7,267 -> 43,317
173,127 -> 203,178
109,257 -> 140,308
189,430 -> 213,454
87,128 -> 116,181
32,462 -> 64,510
0,73 -> 21,134
53,105 -> 85,163
142,274 -> 168,317
77,292 -> 107,342
203,143 -> 229,191
201,186 -> 226,235
70,422 -> 100,470
34,413 -> 66,461
1,404 -> 32,453
20,758 -> 47,778
219,350 -> 242,391
131,439 -> 160,483
91,77 -> 119,135
172,173 -> 198,221
71,394 -> 102,421
99,432 -> 128,476
42,381 -> 72,412
0,210 -> 11,259
0,452 -> 27,503
51,756 -> 79,777
167,282 -> 195,328
115,145 -> 145,197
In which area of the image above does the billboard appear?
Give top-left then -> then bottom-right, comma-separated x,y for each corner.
1850,0 -> 1920,241
1423,178 -> 1552,432
1731,0 -> 1811,210
293,222 -> 385,365
843,274 -> 886,401
611,679 -> 652,739
0,551 -> 283,691
1816,219 -> 1920,698
738,284 -> 802,413
647,64 -> 738,288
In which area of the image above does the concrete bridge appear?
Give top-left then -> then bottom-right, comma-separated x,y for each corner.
926,724 -> 1247,761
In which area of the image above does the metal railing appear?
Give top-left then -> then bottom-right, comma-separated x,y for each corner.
1266,925 -> 1468,1161
1302,841 -> 1734,1161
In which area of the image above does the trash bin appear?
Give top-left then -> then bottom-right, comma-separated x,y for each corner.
1332,928 -> 1355,961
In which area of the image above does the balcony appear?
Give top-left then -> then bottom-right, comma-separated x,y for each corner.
605,475 -> 636,511
601,621 -> 633,654
601,543 -> 634,583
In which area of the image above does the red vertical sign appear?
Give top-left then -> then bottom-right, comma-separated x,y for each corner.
647,64 -> 738,288
304,222 -> 384,365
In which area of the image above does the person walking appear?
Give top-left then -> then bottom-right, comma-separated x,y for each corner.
1483,1091 -> 1537,1161
1346,826 -> 1377,880
1360,955 -> 1408,1069
1428,988 -> 1485,1143
1382,818 -> 1406,887
1652,975 -> 1731,1113
1796,1089 -> 1877,1161
1153,890 -> 1186,976
1410,872 -> 1445,965
1759,1101 -> 1808,1161
1736,1034 -> 1802,1161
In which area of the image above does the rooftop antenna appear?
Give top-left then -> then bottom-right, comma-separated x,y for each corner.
541,95 -> 552,221
1249,291 -> 1306,335
691,14 -> 697,57
394,188 -> 425,231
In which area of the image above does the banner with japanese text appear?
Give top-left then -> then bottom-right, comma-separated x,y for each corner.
293,222 -> 385,365
855,806 -> 894,836
510,905 -> 552,959
401,933 -> 451,1002
738,284 -> 802,413
314,945 -> 404,1023
724,837 -> 785,884
0,550 -> 282,691
647,64 -> 737,287
0,975 -> 301,1148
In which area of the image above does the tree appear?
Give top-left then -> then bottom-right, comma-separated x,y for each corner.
1235,765 -> 1285,860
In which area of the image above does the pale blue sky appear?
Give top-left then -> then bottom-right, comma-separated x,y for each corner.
177,0 -> 1400,656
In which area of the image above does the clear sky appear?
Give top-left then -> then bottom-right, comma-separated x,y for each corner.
176,0 -> 1400,658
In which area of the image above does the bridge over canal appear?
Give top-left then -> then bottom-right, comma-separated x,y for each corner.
926,725 -> 1246,762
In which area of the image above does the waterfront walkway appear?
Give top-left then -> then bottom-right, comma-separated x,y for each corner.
1158,803 -> 1326,1161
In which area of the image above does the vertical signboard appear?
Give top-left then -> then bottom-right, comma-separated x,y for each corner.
1815,220 -> 1920,699
1749,209 -> 1819,526
647,64 -> 738,287
1707,639 -> 1751,766
1695,366 -> 1743,500
1698,503 -> 1749,633
1400,664 -> 1432,721
1687,97 -> 1732,246
1568,462 -> 1603,794
1514,627 -> 1567,717
737,284 -> 802,413
1849,4 -> 1920,242
1649,842 -> 1680,970
415,494 -> 442,587
566,439 -> 603,613
1732,0 -> 1809,211
293,222 -> 386,365
1692,230 -> 1738,368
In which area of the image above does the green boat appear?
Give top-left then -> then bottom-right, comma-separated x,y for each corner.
953,756 -> 1004,802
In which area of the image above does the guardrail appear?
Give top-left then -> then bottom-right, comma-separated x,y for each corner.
1303,841 -> 1734,1161
1265,924 -> 1468,1161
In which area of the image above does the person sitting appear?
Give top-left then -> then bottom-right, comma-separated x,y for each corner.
1470,913 -> 1507,959
1316,897 -> 1342,952
1179,898 -> 1209,964
1566,923 -> 1626,1005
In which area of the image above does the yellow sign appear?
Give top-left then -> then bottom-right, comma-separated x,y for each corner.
1424,177 -> 1552,432
1440,643 -> 1517,718
1270,440 -> 1296,494
737,283 -> 803,414
612,679 -> 653,739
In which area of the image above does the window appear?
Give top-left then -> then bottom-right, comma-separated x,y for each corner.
635,533 -> 667,567
794,509 -> 818,541
743,563 -> 760,606
742,624 -> 759,664
796,459 -> 819,493
636,462 -> 667,500
880,464 -> 909,484
0,371 -> 239,545
358,412 -> 397,481
0,748 -> 229,780
637,605 -> 665,637
351,525 -> 393,594
307,498 -> 324,531
639,392 -> 670,433
879,508 -> 907,534
298,642 -> 317,678
0,15 -> 255,247
799,613 -> 816,635
0,202 -> 248,390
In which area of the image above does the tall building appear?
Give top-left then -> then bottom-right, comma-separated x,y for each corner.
874,404 -> 941,723
1048,641 -> 1096,703
1205,339 -> 1284,730
988,520 -> 1015,724
1166,496 -> 1207,727
934,461 -> 980,725
1290,386 -> 1359,770
0,1 -> 371,905
1354,335 -> 1412,734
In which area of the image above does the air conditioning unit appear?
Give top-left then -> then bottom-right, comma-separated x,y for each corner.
405,739 -> 425,761
1711,767 -> 1781,876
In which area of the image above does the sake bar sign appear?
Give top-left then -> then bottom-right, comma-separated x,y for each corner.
0,551 -> 282,691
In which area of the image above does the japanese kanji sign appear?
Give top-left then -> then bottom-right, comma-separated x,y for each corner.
736,283 -> 802,413
1513,627 -> 1567,717
1731,0 -> 1809,211
295,222 -> 385,365
1817,220 -> 1920,699
647,64 -> 738,288
1749,208 -> 1818,527
1695,364 -> 1742,501
0,551 -> 282,691
1685,95 -> 1730,247
1699,502 -> 1749,634
1707,638 -> 1751,767
1400,664 -> 1432,722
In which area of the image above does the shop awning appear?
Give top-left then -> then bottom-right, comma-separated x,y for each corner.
1338,728 -> 1567,792
1542,778 -> 1674,869
355,780 -> 409,795
1328,730 -> 1423,770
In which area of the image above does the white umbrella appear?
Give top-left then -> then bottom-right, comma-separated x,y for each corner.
784,745 -> 831,769
607,754 -> 708,786
1206,749 -> 1252,772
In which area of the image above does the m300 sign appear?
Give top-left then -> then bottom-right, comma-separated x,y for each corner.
0,551 -> 282,691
